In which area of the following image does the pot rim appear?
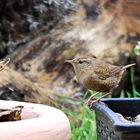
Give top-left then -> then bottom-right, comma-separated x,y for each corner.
93,98 -> 140,132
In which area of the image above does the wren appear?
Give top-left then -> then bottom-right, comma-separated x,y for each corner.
65,55 -> 135,107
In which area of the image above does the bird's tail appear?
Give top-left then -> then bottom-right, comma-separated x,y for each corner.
122,63 -> 136,70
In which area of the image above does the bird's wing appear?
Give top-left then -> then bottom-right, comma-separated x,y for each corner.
109,66 -> 123,76
94,62 -> 111,80
94,62 -> 122,80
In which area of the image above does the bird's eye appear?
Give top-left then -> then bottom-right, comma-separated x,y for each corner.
78,60 -> 84,64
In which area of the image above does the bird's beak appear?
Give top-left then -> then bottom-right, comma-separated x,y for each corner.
65,59 -> 74,64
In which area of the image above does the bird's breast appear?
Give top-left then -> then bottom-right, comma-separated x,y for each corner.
82,76 -> 119,92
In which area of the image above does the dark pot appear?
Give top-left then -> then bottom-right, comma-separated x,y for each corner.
93,98 -> 140,140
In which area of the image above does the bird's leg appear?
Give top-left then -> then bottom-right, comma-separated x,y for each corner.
86,91 -> 100,105
88,92 -> 111,108
93,92 -> 111,102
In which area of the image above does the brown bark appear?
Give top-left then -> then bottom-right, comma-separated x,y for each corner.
0,67 -> 56,106
0,0 -> 139,102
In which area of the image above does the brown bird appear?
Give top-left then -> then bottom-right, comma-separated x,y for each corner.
0,58 -> 10,72
65,55 -> 135,107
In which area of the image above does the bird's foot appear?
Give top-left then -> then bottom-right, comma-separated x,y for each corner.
85,92 -> 100,105
86,98 -> 100,108
86,92 -> 111,108
86,99 -> 107,108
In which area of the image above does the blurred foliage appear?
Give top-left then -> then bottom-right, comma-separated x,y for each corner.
60,96 -> 97,140
134,41 -> 140,55
120,66 -> 140,98
0,0 -> 76,57
130,67 -> 140,97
